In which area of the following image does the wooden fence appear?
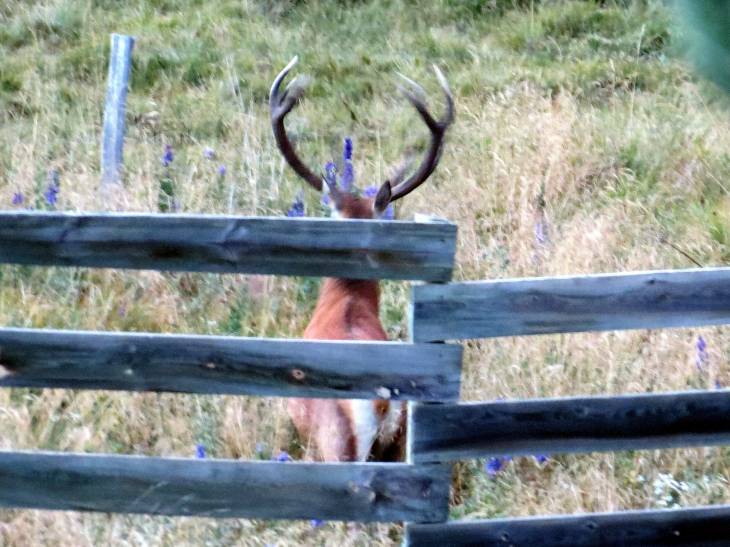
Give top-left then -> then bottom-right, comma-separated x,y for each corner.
1,210 -> 730,547
0,211 -> 460,526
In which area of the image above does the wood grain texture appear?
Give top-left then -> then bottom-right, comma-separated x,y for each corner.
0,451 -> 450,522
410,267 -> 730,341
0,327 -> 462,402
101,34 -> 135,187
405,505 -> 730,547
0,211 -> 456,281
410,389 -> 730,462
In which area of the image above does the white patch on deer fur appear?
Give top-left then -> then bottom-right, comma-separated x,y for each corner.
378,402 -> 405,445
349,399 -> 378,462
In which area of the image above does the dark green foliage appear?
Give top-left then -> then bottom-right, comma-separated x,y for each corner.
440,0 -> 534,17
675,0 -> 730,94
58,43 -> 109,82
495,1 -> 670,58
0,6 -> 83,50
222,290 -> 254,335
0,64 -> 23,93
0,20 -> 35,50
131,40 -> 222,90
158,174 -> 176,212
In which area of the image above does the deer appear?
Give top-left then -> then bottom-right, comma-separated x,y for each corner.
270,56 -> 454,462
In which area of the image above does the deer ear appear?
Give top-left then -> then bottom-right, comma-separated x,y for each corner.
372,181 -> 392,217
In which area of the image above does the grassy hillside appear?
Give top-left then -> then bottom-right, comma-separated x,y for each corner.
1,0 -> 730,545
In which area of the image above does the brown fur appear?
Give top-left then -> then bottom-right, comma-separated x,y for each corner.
287,195 -> 407,462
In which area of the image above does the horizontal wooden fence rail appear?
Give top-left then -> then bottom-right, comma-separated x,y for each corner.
405,504 -> 730,547
0,328 -> 462,401
411,267 -> 730,341
0,451 -> 450,523
0,211 -> 457,281
409,389 -> 730,462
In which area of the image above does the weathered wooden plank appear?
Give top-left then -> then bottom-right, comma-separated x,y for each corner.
101,34 -> 135,187
410,389 -> 730,462
410,267 -> 730,341
0,451 -> 450,522
405,505 -> 730,547
0,327 -> 462,402
0,211 -> 456,281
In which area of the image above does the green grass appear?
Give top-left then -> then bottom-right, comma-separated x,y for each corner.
1,0 -> 730,545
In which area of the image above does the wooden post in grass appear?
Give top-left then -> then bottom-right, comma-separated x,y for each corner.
101,34 -> 135,189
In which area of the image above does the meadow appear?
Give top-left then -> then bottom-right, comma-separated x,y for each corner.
1,0 -> 730,545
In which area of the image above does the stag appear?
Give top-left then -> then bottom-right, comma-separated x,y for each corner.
270,56 -> 454,462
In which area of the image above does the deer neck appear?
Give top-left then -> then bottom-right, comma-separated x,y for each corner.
316,278 -> 380,316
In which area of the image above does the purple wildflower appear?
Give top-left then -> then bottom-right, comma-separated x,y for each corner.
485,458 -> 503,478
218,165 -> 227,176
310,519 -> 325,528
342,138 -> 354,191
696,336 -> 709,370
322,162 -> 338,206
172,199 -> 180,212
324,162 -> 338,187
162,144 -> 174,166
344,137 -> 353,161
11,192 -> 23,205
716,381 -> 722,389
195,444 -> 206,459
203,147 -> 214,159
272,451 -> 290,462
287,190 -> 305,217
256,444 -> 263,452
379,204 -> 394,220
44,186 -> 58,205
118,306 -> 126,318
536,221 -> 547,245
535,454 -> 549,464
341,163 -> 354,192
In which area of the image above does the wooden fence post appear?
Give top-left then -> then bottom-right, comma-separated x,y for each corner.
405,213 -> 455,528
101,34 -> 135,189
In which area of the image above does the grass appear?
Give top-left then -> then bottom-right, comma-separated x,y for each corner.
1,0 -> 730,545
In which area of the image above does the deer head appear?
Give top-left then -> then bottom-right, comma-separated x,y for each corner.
270,56 -> 454,220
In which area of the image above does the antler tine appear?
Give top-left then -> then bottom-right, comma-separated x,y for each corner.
389,65 -> 454,202
270,56 -> 323,192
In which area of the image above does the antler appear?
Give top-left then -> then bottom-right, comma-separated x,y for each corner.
270,56 -> 323,191
270,58 -> 454,204
389,65 -> 454,202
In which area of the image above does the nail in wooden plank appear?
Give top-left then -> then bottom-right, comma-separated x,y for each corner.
0,327 -> 463,402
